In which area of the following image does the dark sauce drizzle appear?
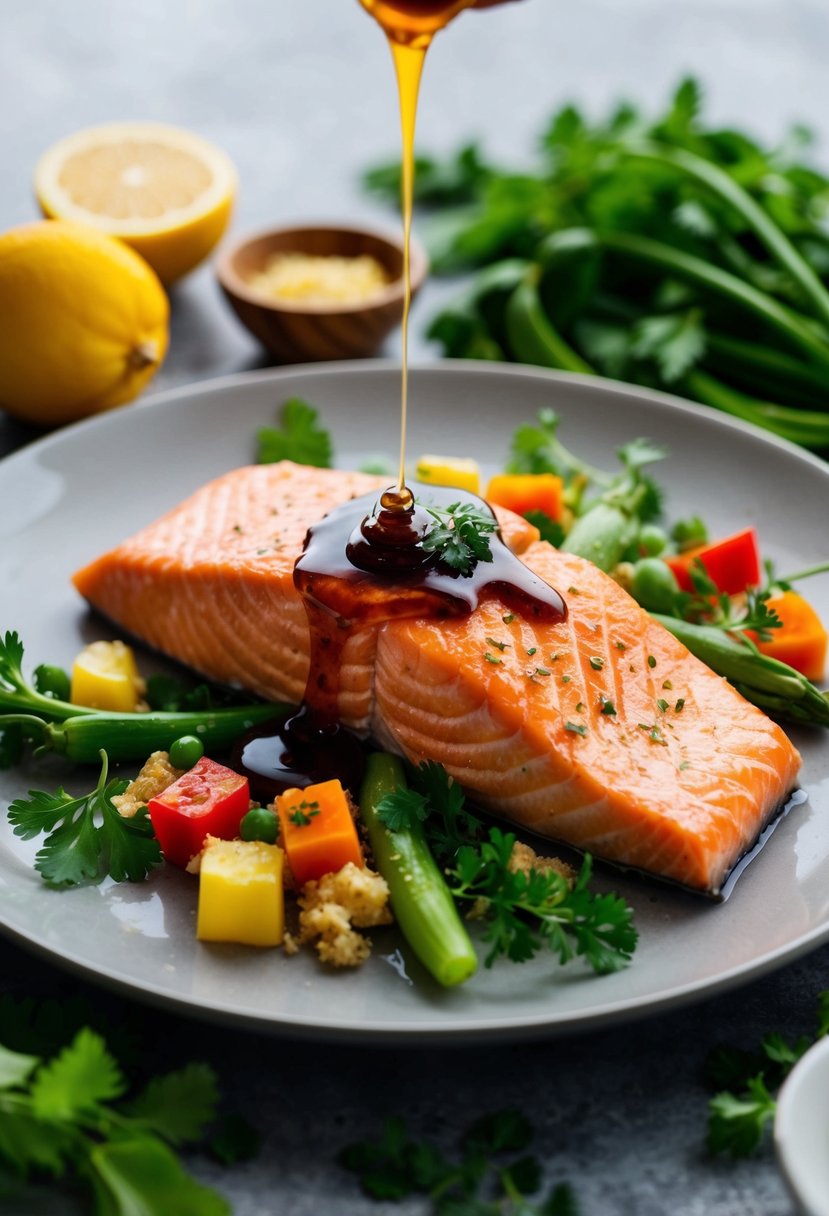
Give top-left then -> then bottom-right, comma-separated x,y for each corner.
232,484 -> 566,802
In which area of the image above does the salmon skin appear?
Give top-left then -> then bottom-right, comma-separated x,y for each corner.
73,461 -> 801,895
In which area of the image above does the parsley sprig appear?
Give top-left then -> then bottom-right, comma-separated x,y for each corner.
8,750 -> 161,887
0,1026 -> 230,1214
256,397 -> 333,467
341,1108 -> 580,1215
706,989 -> 829,1156
379,763 -> 637,975
421,500 -> 499,575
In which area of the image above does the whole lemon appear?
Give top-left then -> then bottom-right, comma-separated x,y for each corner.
0,220 -> 169,427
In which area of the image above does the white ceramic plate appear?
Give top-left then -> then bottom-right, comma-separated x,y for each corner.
1,361 -> 828,1042
775,1035 -> 829,1216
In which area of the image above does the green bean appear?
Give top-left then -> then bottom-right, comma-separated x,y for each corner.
3,703 -> 287,764
685,370 -> 829,450
626,141 -> 829,332
505,274 -> 594,374
359,753 -> 478,988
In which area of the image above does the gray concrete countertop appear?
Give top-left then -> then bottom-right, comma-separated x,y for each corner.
2,2 -> 828,1212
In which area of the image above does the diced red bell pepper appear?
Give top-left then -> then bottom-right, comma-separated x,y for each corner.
148,757 -> 250,868
664,527 -> 762,596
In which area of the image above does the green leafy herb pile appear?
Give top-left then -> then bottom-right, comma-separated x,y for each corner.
0,1023 -> 234,1214
706,989 -> 829,1156
378,760 -> 638,974
342,1108 -> 580,1215
364,78 -> 829,449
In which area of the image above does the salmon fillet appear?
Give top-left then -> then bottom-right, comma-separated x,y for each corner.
72,462 -> 539,733
73,461 -> 800,893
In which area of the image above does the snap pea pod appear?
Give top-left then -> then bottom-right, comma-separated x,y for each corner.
561,492 -> 645,573
359,753 -> 478,988
1,703 -> 288,764
505,274 -> 594,375
650,614 -> 829,729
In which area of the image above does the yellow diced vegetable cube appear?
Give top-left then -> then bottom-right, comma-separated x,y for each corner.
415,455 -> 480,495
70,640 -> 143,713
197,839 -> 284,947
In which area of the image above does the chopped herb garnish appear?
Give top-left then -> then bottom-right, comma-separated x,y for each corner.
288,799 -> 321,827
484,652 -> 503,665
657,698 -> 670,713
485,637 -> 508,652
589,656 -> 604,670
600,698 -> 617,716
675,697 -> 686,712
535,667 -> 552,677
232,524 -> 243,534
502,613 -> 515,624
679,760 -> 691,771
564,721 -> 588,736
615,641 -> 627,651
561,675 -> 572,684
526,647 -> 537,657
638,723 -> 668,745
421,500 -> 498,575
647,655 -> 657,669
567,585 -> 581,595
575,701 -> 585,712
662,680 -> 673,690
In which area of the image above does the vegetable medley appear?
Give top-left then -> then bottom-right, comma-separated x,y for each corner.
1,399 -> 827,991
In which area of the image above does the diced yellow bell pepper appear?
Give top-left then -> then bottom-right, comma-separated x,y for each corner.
70,640 -> 143,713
415,455 -> 481,495
197,839 -> 285,947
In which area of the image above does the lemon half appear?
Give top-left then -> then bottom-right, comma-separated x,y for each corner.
0,220 -> 169,427
34,122 -> 237,283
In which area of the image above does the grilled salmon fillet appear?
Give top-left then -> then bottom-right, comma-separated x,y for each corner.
73,461 -> 800,893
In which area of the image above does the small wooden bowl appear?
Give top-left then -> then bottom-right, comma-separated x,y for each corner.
215,223 -> 428,362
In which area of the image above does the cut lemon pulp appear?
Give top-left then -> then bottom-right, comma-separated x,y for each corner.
34,122 -> 237,283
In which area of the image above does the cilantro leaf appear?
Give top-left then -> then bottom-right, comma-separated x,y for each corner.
88,1137 -> 231,1216
0,1045 -> 39,1090
124,1063 -> 218,1146
8,753 -> 161,888
30,1028 -> 125,1121
257,398 -> 333,467
421,500 -> 498,575
449,833 -> 637,972
208,1113 -> 263,1165
412,760 -> 483,861
707,1076 -> 776,1157
376,788 -> 429,833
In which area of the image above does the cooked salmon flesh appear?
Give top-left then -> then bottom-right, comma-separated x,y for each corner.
72,461 -> 801,894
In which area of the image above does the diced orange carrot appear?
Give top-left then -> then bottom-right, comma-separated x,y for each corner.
752,590 -> 827,682
276,779 -> 363,886
485,473 -> 564,522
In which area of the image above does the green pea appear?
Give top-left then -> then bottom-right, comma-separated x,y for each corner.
33,664 -> 71,702
638,524 -> 669,557
630,558 -> 681,613
168,734 -> 205,770
240,807 -> 279,844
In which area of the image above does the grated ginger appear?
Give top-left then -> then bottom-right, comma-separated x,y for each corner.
246,252 -> 390,305
297,863 -> 392,968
